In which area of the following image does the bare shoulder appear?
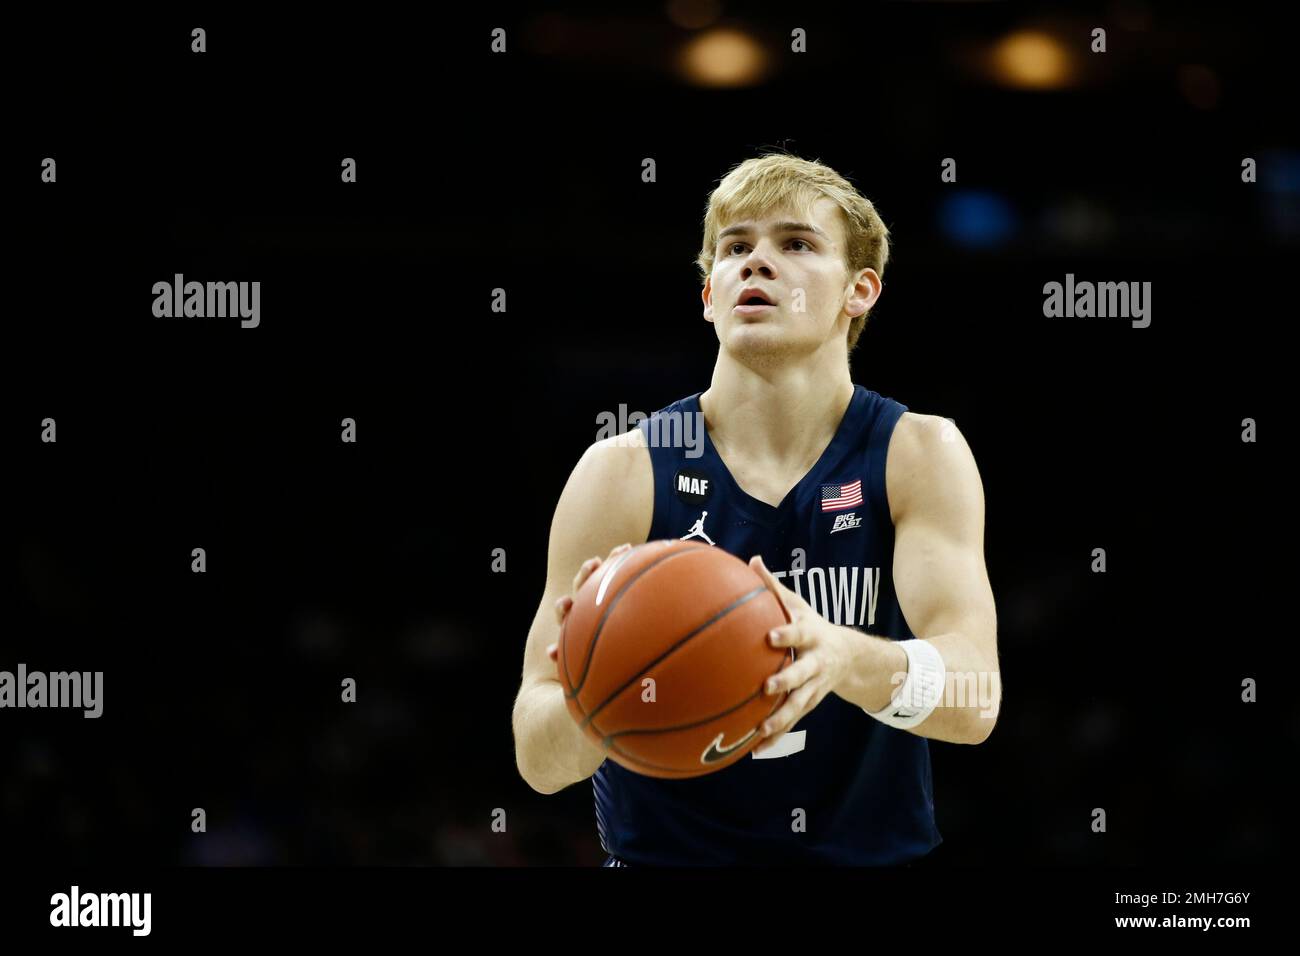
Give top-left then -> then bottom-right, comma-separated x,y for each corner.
884,412 -> 983,525
549,427 -> 654,564
592,423 -> 649,451
585,424 -> 651,484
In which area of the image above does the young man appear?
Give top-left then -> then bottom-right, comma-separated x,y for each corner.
512,153 -> 1000,865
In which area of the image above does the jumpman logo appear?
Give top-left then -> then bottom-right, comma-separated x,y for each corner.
680,510 -> 715,545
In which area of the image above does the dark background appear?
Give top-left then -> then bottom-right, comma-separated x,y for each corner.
7,2 -> 1295,866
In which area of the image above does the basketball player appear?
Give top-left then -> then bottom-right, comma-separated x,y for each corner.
511,153 -> 1000,865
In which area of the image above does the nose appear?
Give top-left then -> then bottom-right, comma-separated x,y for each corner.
740,242 -> 778,280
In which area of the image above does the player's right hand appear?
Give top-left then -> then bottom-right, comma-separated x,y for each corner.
547,542 -> 634,671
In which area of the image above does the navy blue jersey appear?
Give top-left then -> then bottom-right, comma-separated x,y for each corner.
591,384 -> 942,865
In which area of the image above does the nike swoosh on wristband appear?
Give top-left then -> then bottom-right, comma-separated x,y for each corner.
700,727 -> 759,764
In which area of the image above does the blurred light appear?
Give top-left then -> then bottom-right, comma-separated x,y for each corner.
1109,0 -> 1153,31
939,191 -> 1018,247
528,13 -> 570,56
1259,149 -> 1300,239
990,30 -> 1074,89
291,608 -> 345,658
1042,197 -> 1116,245
1177,64 -> 1221,110
1259,149 -> 1300,194
667,0 -> 722,30
677,29 -> 770,87
184,821 -> 277,866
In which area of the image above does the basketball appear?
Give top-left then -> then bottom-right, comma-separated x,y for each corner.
558,539 -> 793,778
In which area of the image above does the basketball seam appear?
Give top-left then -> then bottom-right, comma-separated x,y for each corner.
569,544 -> 707,699
602,684 -> 786,774
601,668 -> 788,741
579,583 -> 771,731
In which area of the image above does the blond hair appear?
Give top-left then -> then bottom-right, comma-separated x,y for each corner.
696,152 -> 890,353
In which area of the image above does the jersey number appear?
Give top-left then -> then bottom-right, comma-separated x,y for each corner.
751,729 -> 806,759
753,649 -> 807,758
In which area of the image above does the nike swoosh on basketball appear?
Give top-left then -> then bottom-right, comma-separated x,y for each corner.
700,728 -> 759,764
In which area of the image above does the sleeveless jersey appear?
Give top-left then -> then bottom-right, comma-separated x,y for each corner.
591,384 -> 942,865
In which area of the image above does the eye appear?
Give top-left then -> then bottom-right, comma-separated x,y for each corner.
726,239 -> 814,255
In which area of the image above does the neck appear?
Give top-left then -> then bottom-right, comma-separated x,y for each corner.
699,355 -> 855,468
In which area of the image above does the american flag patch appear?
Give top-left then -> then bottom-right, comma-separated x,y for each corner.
820,478 -> 863,512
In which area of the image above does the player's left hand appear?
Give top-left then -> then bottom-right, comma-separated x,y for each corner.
748,555 -> 860,754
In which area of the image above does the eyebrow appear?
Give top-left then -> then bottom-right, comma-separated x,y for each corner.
717,221 -> 831,243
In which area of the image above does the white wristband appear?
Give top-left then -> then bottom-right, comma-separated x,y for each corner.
865,639 -> 946,730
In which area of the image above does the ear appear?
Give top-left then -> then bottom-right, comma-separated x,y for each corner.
846,268 -> 883,319
702,275 -> 714,323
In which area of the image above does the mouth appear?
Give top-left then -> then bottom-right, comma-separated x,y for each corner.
737,288 -> 776,307
735,288 -> 778,314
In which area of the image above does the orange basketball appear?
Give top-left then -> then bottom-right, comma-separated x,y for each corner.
558,539 -> 793,778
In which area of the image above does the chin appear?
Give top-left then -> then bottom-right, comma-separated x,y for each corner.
723,325 -> 800,361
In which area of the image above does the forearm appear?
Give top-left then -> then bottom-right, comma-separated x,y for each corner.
513,679 -> 608,794
833,628 -> 1000,745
